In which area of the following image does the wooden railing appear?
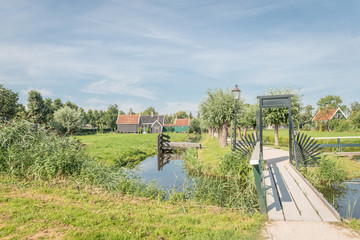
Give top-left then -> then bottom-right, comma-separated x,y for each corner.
249,141 -> 267,214
312,136 -> 360,152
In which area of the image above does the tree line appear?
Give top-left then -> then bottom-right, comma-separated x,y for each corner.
0,84 -> 198,134
199,87 -> 360,147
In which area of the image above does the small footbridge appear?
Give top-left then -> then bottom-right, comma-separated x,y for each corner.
236,95 -> 341,222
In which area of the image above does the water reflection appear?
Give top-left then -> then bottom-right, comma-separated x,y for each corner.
322,179 -> 360,219
157,154 -> 183,171
135,154 -> 193,191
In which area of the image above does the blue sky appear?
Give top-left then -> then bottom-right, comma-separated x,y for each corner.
1,0 -> 358,114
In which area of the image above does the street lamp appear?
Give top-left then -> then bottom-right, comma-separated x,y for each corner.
232,84 -> 241,150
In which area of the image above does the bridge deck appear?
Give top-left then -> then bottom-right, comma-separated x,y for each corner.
263,147 -> 341,222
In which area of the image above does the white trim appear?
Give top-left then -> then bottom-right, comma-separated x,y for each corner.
329,108 -> 347,120
151,119 -> 163,127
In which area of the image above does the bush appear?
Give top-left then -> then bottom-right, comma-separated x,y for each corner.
0,120 -> 166,200
304,155 -> 346,188
0,120 -> 85,179
334,119 -> 350,132
53,106 -> 83,134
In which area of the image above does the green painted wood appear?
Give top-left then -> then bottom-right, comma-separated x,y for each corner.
253,164 -> 267,214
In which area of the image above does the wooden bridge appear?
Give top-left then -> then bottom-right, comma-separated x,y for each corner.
262,146 -> 340,222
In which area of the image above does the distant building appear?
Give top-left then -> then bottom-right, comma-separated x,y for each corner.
164,118 -> 190,133
116,110 -> 164,133
312,107 -> 347,123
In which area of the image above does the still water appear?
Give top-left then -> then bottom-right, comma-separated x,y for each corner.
328,179 -> 360,219
134,154 -> 193,191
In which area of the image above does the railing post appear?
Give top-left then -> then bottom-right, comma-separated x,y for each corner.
338,138 -> 341,152
250,142 -> 267,214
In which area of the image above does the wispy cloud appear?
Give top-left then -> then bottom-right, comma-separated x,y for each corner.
21,88 -> 53,97
159,102 -> 199,115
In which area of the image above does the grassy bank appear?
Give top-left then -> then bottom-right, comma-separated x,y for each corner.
0,121 -> 266,239
77,133 -> 191,165
0,175 -> 265,240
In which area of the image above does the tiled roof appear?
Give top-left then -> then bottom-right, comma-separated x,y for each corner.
140,115 -> 164,124
312,108 -> 339,122
175,118 -> 190,126
116,115 -> 140,124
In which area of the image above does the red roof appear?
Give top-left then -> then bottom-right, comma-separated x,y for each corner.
312,108 -> 340,122
175,118 -> 190,126
116,115 -> 140,124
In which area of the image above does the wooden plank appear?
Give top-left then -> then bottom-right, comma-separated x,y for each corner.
277,163 -> 321,221
264,166 -> 284,220
284,164 -> 340,222
270,163 -> 302,221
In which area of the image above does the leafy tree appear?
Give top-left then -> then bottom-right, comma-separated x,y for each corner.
52,98 -> 63,111
27,90 -> 45,123
300,105 -> 314,126
106,104 -> 119,131
165,114 -> 174,124
352,111 -> 360,129
349,101 -> 360,119
263,87 -> 303,147
241,104 -> 257,137
43,98 -> 54,123
141,106 -> 158,116
15,103 -> 26,120
53,106 -> 82,134
87,109 -> 94,128
189,112 -> 193,119
175,111 -> 188,119
64,100 -> 78,110
200,88 -> 243,147
317,95 -> 346,112
0,84 -> 19,121
190,117 -> 201,133
78,108 -> 87,125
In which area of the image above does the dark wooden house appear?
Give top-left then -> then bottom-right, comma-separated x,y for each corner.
116,115 -> 140,133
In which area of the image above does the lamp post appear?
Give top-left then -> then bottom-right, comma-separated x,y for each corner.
232,84 -> 241,150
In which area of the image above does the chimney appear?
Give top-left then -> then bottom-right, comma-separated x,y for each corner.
129,108 -> 133,116
151,111 -> 154,117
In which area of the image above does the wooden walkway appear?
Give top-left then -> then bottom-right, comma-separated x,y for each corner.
263,147 -> 341,222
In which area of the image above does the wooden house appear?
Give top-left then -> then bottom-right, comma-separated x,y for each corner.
312,107 -> 347,123
116,111 -> 165,134
163,118 -> 190,133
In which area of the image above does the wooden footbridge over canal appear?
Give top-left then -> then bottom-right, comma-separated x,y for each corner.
237,95 -> 345,222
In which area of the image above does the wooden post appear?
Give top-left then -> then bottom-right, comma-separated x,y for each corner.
253,164 -> 267,214
338,138 -> 341,152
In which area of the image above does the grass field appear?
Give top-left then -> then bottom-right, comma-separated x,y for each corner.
76,133 -> 191,165
0,174 -> 265,239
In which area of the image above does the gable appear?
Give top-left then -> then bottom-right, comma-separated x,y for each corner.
117,115 -> 140,124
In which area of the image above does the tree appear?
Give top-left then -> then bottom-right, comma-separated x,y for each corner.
175,111 -> 188,119
64,100 -> 78,110
106,104 -> 119,131
53,106 -> 82,134
241,104 -> 257,137
317,95 -> 346,112
43,98 -> 54,123
263,87 -> 303,147
0,84 -> 19,121
141,106 -> 158,116
87,109 -> 94,127
52,98 -> 63,112
350,101 -> 360,119
200,88 -> 243,147
165,114 -> 174,124
15,103 -> 26,120
27,90 -> 45,123
352,112 -> 360,129
300,105 -> 314,126
190,117 -> 201,133
189,112 -> 193,119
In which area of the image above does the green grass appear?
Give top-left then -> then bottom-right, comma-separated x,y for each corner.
262,129 -> 360,152
0,174 -> 265,240
197,135 -> 232,175
76,133 -> 191,165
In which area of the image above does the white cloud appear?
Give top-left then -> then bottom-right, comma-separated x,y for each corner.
159,102 -> 199,115
21,88 -> 53,97
82,79 -> 156,99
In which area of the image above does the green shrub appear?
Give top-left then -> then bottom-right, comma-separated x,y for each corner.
304,155 -> 346,188
334,119 -> 350,132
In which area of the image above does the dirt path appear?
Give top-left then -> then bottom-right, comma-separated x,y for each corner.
265,221 -> 360,240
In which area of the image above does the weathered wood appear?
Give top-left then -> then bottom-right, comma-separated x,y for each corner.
264,147 -> 340,222
264,166 -> 284,220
